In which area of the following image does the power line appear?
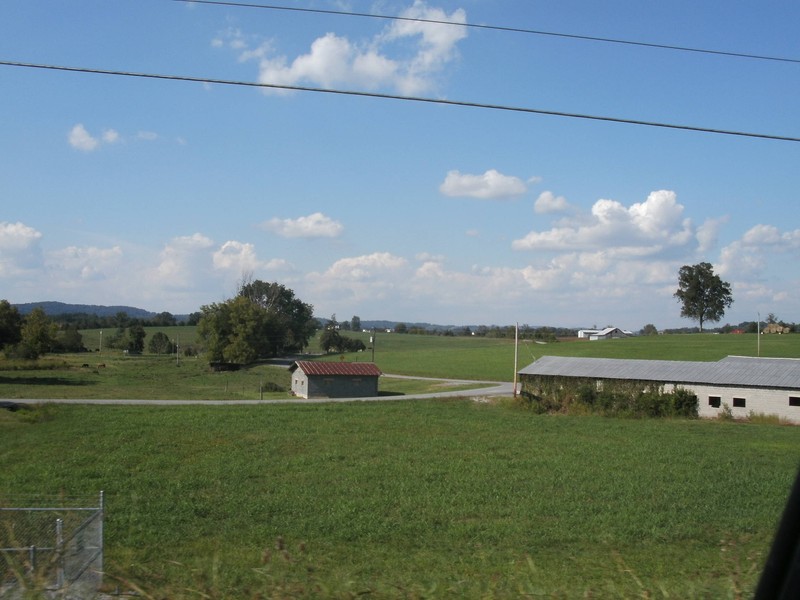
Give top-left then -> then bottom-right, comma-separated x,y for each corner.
175,0 -> 800,65
2,59 -> 799,143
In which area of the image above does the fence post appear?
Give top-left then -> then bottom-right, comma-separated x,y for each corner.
99,490 -> 105,578
56,517 -> 64,590
29,545 -> 36,574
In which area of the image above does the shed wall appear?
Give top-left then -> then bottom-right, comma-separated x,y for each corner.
292,374 -> 379,399
675,383 -> 800,422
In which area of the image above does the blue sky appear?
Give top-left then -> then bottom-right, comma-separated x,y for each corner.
1,0 -> 799,329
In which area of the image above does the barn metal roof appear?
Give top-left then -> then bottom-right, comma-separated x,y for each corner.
291,361 -> 382,377
518,355 -> 800,390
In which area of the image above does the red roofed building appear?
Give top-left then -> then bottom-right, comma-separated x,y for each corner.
289,360 -> 382,399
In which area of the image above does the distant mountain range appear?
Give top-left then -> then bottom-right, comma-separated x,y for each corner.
12,301 -> 531,331
14,301 -> 162,320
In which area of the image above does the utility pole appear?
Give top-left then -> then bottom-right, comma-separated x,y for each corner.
757,312 -> 761,357
513,322 -> 519,397
371,328 -> 376,362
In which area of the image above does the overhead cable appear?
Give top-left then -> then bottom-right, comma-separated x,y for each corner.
175,0 -> 800,65
2,59 -> 799,143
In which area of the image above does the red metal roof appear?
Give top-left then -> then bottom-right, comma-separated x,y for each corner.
291,360 -> 382,377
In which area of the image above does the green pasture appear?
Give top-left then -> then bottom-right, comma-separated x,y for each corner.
322,330 -> 800,381
1,330 -> 799,401
0,353 -> 468,401
2,401 -> 798,597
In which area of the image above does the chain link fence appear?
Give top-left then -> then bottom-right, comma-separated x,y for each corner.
0,492 -> 103,599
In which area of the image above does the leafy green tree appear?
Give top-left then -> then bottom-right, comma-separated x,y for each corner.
55,325 -> 85,353
17,308 -> 58,359
126,324 -> 147,354
320,329 -> 343,353
394,322 -> 408,334
674,262 -> 733,332
148,331 -> 175,354
351,315 -> 361,331
640,324 -> 658,336
238,279 -> 317,353
0,299 -> 23,351
319,329 -> 366,353
151,312 -> 176,326
198,281 -> 316,364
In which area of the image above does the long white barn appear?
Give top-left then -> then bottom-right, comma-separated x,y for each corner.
518,355 -> 800,423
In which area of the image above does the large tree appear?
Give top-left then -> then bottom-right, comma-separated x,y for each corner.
674,262 -> 733,332
237,279 -> 317,353
198,280 -> 318,364
17,307 -> 58,359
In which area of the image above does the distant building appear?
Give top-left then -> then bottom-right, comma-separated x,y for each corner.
519,355 -> 800,423
290,361 -> 382,399
577,327 -> 630,341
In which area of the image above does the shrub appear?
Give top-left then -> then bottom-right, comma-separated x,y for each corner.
672,388 -> 699,418
718,403 -> 735,421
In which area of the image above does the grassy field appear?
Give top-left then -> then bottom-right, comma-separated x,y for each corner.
2,331 -> 800,597
1,330 -> 799,400
2,400 -> 798,598
320,330 -> 800,381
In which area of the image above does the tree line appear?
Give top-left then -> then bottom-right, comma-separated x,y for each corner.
0,301 -> 85,359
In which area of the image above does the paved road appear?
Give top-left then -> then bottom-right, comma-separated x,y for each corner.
8,378 -> 516,406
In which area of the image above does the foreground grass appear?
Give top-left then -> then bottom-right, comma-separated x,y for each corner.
2,400 -> 798,597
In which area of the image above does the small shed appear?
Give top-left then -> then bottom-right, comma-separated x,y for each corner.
290,361 -> 382,399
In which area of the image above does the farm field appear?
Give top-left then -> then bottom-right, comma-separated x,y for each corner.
2,400 -> 798,597
1,330 -> 799,401
319,330 -> 800,381
2,330 -> 800,597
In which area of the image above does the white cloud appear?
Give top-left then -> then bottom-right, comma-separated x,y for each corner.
48,245 -> 124,282
221,1 -> 467,95
513,190 -> 694,256
102,129 -> 120,144
212,240 -> 262,273
262,212 -> 344,238
439,169 -> 527,199
0,221 -> 43,275
155,233 -> 215,284
68,124 -> 161,150
534,191 -> 571,214
0,221 -> 42,250
718,224 -> 800,279
321,252 -> 408,280
68,124 -> 99,151
695,216 -> 728,253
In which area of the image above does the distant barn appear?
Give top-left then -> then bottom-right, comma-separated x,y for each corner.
577,327 -> 630,341
290,361 -> 382,399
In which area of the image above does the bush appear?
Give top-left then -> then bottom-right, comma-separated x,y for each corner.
521,377 -> 699,420
672,388 -> 699,418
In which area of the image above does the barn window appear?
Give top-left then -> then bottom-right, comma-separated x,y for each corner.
708,396 -> 721,408
789,397 -> 800,407
733,397 -> 746,408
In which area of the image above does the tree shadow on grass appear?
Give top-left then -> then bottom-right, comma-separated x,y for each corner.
0,376 -> 95,387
